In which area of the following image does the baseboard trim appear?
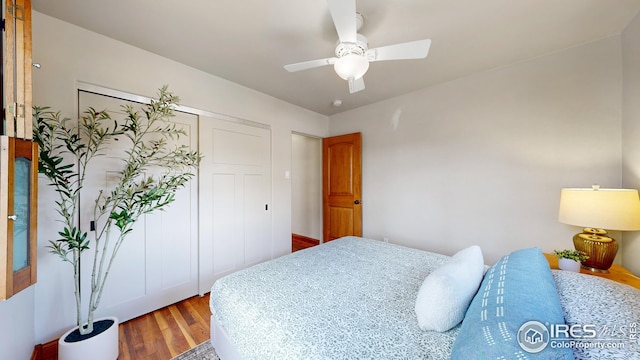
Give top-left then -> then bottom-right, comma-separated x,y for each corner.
32,338 -> 58,360
30,345 -> 39,360
292,233 -> 320,252
292,233 -> 320,245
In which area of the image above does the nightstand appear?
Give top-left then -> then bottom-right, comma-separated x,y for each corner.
544,253 -> 640,290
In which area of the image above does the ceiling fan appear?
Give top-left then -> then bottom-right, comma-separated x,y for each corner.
284,0 -> 432,94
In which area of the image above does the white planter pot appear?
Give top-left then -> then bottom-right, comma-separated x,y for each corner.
558,258 -> 581,272
58,316 -> 119,360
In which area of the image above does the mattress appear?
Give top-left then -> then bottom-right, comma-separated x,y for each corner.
209,236 -> 458,360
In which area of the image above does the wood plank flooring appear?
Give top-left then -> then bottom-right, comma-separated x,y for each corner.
119,293 -> 211,359
292,233 -> 320,252
35,293 -> 211,360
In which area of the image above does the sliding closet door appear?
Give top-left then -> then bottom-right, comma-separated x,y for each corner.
78,91 -> 199,322
199,116 -> 272,294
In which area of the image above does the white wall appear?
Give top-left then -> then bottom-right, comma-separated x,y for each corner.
1,9 -> 636,359
0,288 -> 35,360
291,134 -> 322,240
330,37 -> 623,264
622,12 -> 640,276
0,11 -> 329,358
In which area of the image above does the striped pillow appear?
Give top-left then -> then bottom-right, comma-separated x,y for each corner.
450,247 -> 573,359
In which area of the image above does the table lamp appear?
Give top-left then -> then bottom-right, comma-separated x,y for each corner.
558,185 -> 640,273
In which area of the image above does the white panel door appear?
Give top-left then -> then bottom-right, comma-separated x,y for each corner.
199,116 -> 271,294
78,91 -> 199,322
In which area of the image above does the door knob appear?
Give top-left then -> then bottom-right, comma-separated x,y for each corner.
8,214 -> 18,221
354,200 -> 360,205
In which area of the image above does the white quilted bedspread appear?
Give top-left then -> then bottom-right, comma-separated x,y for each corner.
210,237 -> 457,360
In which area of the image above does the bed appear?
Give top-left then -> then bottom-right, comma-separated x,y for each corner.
209,236 -> 640,360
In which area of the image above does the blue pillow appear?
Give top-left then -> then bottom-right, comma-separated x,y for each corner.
450,247 -> 573,359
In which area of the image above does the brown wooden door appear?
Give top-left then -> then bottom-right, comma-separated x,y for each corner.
323,132 -> 362,242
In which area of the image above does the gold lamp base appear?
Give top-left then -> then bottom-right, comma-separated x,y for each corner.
573,228 -> 617,274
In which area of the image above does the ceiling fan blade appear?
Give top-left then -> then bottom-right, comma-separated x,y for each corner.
327,0 -> 357,43
348,77 -> 365,94
284,58 -> 337,72
366,39 -> 432,62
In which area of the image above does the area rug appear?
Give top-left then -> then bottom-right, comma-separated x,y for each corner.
171,341 -> 219,360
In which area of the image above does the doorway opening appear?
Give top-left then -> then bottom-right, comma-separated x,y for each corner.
291,133 -> 322,252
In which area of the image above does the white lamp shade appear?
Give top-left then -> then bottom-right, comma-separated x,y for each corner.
558,187 -> 640,231
334,54 -> 369,80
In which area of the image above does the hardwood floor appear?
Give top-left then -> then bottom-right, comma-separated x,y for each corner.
292,233 -> 320,252
35,293 -> 211,360
119,293 -> 211,359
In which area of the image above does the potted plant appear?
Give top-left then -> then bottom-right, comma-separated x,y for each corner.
553,249 -> 589,272
33,86 -> 200,360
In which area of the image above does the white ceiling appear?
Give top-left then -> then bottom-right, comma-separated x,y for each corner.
32,0 -> 640,116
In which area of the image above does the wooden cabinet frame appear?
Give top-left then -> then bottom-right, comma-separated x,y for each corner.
0,136 -> 37,299
3,0 -> 33,139
1,0 -> 35,299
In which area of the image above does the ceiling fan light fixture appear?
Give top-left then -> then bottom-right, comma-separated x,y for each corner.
334,54 -> 369,80
283,1 -> 432,95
